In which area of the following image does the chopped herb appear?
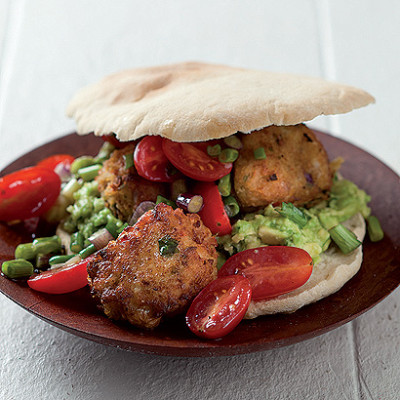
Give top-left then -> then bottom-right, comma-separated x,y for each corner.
254,147 -> 267,160
123,153 -> 134,169
158,235 -> 179,256
219,148 -> 239,163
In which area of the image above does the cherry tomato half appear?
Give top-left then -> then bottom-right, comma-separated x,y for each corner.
186,275 -> 252,339
162,139 -> 232,182
134,136 -> 177,182
0,167 -> 61,221
27,257 -> 91,294
194,182 -> 232,235
37,154 -> 75,171
219,246 -> 313,301
101,134 -> 131,149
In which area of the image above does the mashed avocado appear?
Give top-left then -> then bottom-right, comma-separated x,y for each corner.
219,179 -> 371,264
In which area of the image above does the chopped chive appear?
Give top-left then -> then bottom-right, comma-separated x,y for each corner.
158,235 -> 179,256
156,195 -> 176,209
219,148 -> 239,163
123,153 -> 134,169
70,156 -> 97,174
77,164 -> 102,182
79,244 -> 97,259
61,178 -> 82,201
207,144 -> 222,157
95,141 -> 115,163
329,224 -> 362,254
254,147 -> 267,160
367,215 -> 384,242
218,174 -> 231,197
223,135 -> 243,150
279,202 -> 309,228
2,259 -> 34,279
70,231 -> 84,253
116,223 -> 129,235
49,254 -> 75,266
223,196 -> 240,217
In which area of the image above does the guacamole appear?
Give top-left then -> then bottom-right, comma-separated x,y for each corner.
218,179 -> 371,263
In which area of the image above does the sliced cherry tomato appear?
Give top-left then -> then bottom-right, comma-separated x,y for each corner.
27,257 -> 91,294
37,154 -> 75,171
219,246 -> 313,301
186,275 -> 252,339
194,182 -> 232,235
0,167 -> 61,221
162,139 -> 232,181
134,136 -> 177,182
101,134 -> 131,149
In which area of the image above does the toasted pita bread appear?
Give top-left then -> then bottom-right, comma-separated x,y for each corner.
245,212 -> 366,318
66,62 -> 374,143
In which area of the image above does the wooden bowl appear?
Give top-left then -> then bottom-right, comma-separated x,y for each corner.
0,131 -> 399,357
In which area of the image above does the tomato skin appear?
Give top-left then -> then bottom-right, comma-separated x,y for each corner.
101,134 -> 131,148
162,139 -> 232,182
186,275 -> 252,339
218,246 -> 313,301
134,136 -> 176,182
27,258 -> 91,294
37,154 -> 75,171
194,182 -> 232,235
0,167 -> 61,221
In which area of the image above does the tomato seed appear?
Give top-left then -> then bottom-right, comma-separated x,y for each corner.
199,164 -> 205,171
247,258 -> 254,265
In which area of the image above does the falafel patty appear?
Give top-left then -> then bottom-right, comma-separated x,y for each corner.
87,203 -> 218,329
96,143 -> 167,222
234,125 -> 332,209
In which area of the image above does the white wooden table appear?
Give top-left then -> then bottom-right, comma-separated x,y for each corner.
1,1 -> 399,399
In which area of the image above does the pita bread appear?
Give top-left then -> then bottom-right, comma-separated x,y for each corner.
66,62 -> 374,143
245,212 -> 366,318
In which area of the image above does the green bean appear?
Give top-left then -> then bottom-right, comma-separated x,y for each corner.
95,142 -> 115,163
15,243 -> 35,260
79,244 -> 97,259
32,236 -> 62,255
207,144 -> 222,157
70,231 -> 84,253
218,148 -> 239,163
77,164 -> 102,182
218,174 -> 231,197
2,259 -> 34,279
49,254 -> 75,266
70,156 -> 97,174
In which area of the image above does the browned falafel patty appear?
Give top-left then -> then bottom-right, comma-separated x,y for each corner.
96,143 -> 168,222
234,125 -> 332,209
87,203 -> 218,329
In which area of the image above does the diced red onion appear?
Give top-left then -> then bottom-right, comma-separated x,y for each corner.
88,228 -> 114,250
176,193 -> 204,213
129,201 -> 156,225
54,162 -> 72,182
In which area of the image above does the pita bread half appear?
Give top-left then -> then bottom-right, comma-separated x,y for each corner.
66,62 -> 374,143
244,212 -> 366,318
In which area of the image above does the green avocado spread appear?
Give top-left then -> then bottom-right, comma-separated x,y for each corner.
218,179 -> 371,264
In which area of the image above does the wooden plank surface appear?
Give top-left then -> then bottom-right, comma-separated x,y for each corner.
0,1 -> 398,399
